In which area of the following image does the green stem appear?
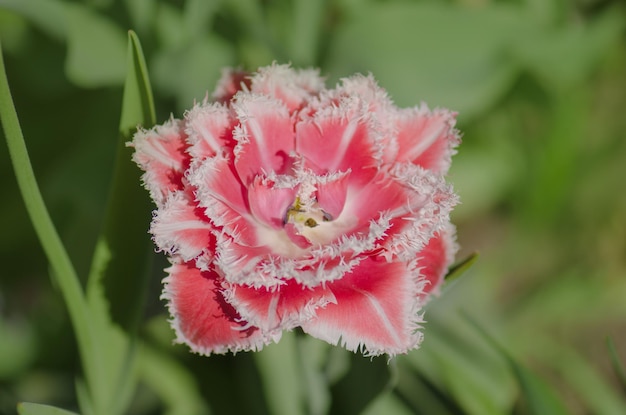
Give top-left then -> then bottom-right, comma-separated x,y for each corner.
0,41 -> 101,412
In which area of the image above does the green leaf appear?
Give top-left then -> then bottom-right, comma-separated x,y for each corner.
119,31 -> 156,133
64,4 -> 127,87
89,30 -> 155,332
17,402 -> 79,415
465,315 -> 570,415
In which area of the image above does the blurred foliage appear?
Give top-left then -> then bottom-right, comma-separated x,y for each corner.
1,0 -> 626,414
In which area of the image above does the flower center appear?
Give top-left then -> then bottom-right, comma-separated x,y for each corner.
285,197 -> 334,245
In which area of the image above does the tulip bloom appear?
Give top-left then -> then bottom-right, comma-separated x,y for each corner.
130,64 -> 459,356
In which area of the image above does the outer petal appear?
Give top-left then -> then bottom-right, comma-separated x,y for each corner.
381,163 -> 459,261
224,279 -> 336,332
232,94 -> 296,184
416,223 -> 458,298
301,257 -> 424,356
130,119 -> 190,206
212,68 -> 251,103
249,63 -> 325,112
395,106 -> 460,174
213,233 -> 277,287
319,74 -> 398,163
151,190 -> 215,264
185,102 -> 236,161
163,262 -> 277,355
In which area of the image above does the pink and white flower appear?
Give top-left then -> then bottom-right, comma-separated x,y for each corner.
130,64 -> 460,356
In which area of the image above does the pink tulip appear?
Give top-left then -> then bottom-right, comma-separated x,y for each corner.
130,64 -> 460,356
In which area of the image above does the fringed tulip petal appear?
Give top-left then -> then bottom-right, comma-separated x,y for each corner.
295,101 -> 379,185
185,103 -> 236,160
225,279 -> 336,332
301,258 -> 423,356
189,155 -> 259,246
130,119 -> 190,206
151,191 -> 216,263
416,224 -> 458,298
395,107 -> 460,175
163,262 -> 277,355
250,63 -> 325,112
212,68 -> 251,104
232,95 -> 295,184
248,176 -> 299,229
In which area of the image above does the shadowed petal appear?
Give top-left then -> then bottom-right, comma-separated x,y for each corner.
190,155 -> 259,246
163,262 -> 277,355
232,94 -> 295,184
248,176 -> 298,229
316,171 -> 350,219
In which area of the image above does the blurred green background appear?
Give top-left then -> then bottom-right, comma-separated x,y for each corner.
1,0 -> 626,414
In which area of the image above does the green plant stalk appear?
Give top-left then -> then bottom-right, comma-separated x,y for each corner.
0,41 -> 104,412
